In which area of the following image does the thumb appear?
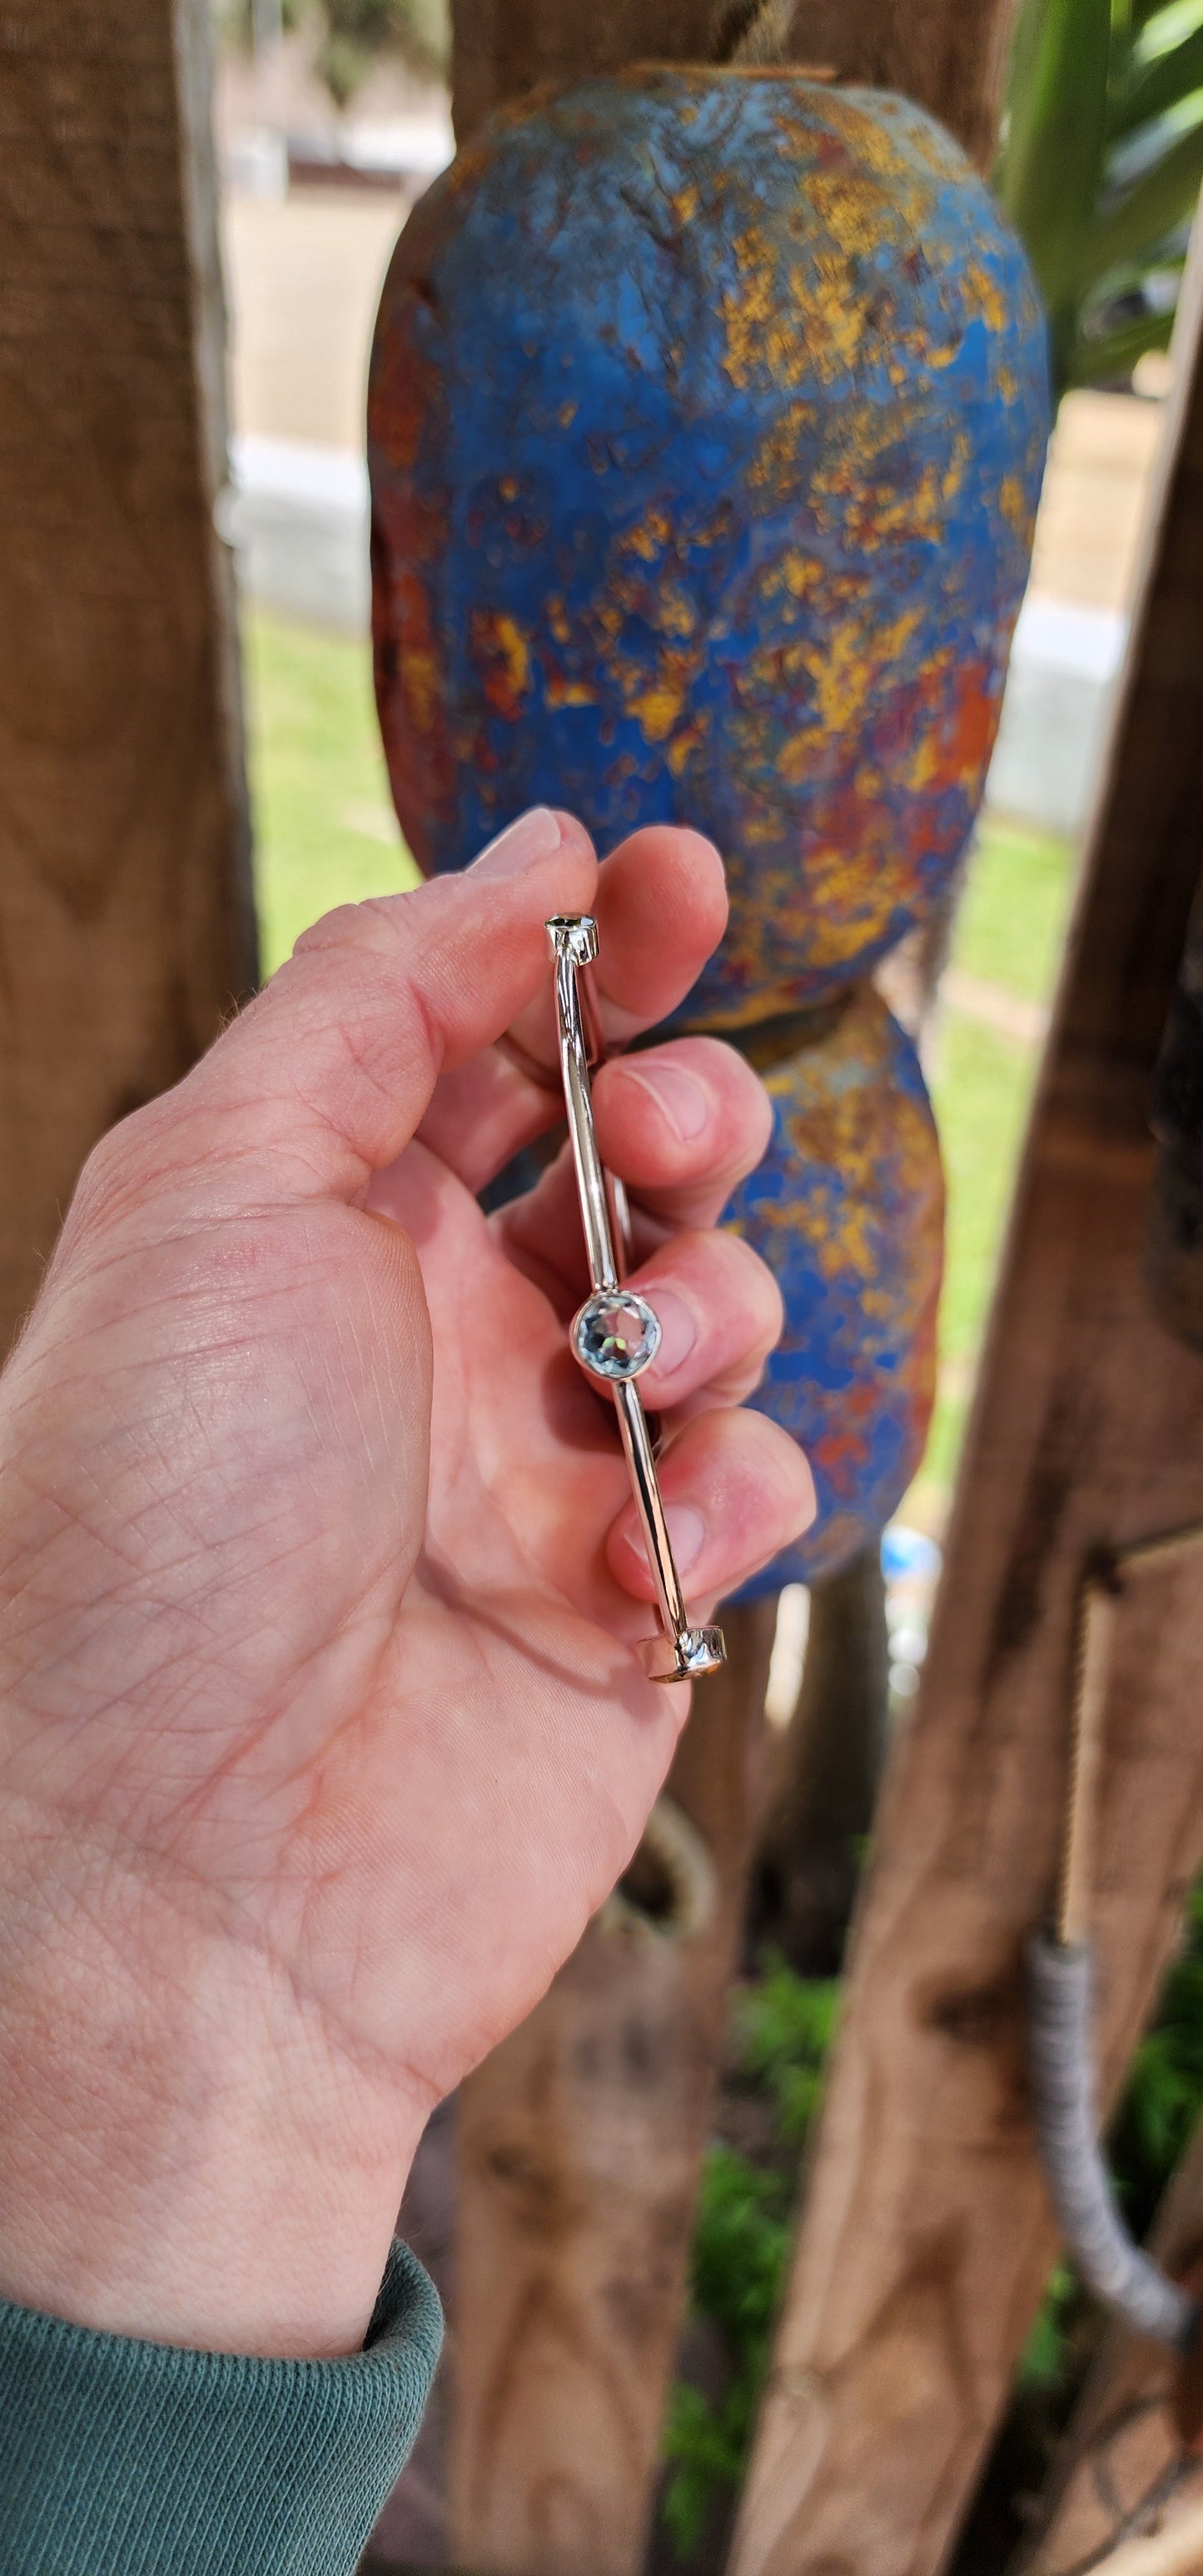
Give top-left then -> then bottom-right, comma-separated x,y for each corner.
88,811 -> 598,1221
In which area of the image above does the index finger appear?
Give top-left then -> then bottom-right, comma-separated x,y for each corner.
507,823 -> 728,1065
57,812 -> 599,1243
415,823 -> 728,1193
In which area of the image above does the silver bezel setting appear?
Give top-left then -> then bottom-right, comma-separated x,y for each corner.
571,1289 -> 662,1383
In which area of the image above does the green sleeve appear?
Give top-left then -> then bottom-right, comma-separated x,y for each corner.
0,2240 -> 440,2576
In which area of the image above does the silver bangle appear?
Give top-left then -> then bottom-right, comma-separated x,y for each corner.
546,914 -> 726,1684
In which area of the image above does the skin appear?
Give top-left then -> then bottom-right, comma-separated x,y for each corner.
0,811 -> 813,2362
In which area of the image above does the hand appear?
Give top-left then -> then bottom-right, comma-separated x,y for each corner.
0,810 -> 813,2357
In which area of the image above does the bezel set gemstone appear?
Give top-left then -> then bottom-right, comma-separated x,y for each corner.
572,1288 -> 662,1382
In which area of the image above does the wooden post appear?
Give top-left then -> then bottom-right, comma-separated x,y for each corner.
1025,2119 -> 1203,2574
451,0 -> 1020,168
450,1601 -> 778,2576
0,0 -> 256,1356
729,223 -> 1203,2576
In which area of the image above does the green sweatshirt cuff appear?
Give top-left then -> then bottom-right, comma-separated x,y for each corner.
0,2240 -> 441,2576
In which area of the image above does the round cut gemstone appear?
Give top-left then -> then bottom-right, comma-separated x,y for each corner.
573,1289 -> 661,1381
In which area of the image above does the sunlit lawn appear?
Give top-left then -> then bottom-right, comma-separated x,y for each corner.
917,814 -> 1077,1515
954,811 -> 1076,1003
244,608 -> 418,978
243,607 -> 1077,1522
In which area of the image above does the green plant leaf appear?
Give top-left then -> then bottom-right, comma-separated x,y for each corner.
1063,301 -> 1175,381
659,1967 -> 842,2554
997,0 -> 1114,308
1111,19 -> 1203,132
1081,114 -> 1203,281
1017,2265 -> 1076,2390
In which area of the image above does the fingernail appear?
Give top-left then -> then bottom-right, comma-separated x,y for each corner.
645,1288 -> 696,1376
620,1501 -> 705,1576
470,807 -> 564,879
664,1504 -> 706,1572
624,1062 -> 710,1141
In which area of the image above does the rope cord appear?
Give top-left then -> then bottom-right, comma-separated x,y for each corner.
1029,1523 -> 1203,2353
1027,1930 -> 1196,2351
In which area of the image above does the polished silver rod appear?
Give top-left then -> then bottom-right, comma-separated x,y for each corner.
614,1379 -> 689,1639
550,926 -> 618,1295
546,913 -> 725,1686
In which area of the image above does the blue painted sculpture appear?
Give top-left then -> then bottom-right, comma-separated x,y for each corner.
367,69 -> 1049,1584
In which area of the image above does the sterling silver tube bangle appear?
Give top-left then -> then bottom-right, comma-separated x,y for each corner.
546,913 -> 726,1685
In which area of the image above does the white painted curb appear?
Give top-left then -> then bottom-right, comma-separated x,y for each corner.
227,434 -> 371,634
988,593 -> 1127,835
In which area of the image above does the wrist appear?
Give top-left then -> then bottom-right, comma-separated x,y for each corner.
0,1812 -> 428,2357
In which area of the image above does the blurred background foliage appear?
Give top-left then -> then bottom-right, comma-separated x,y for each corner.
661,1897 -> 1203,2567
220,0 -> 448,107
997,0 -> 1203,395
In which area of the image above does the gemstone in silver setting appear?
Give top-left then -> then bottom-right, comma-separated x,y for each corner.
572,1289 -> 661,1382
639,1626 -> 727,1680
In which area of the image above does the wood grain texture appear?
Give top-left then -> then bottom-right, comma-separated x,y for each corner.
1023,2119 -> 1203,2574
728,226 -> 1203,2576
450,0 -> 1020,167
0,0 -> 256,1355
450,1602 -> 778,2576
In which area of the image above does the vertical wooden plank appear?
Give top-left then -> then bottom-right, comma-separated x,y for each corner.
729,225 -> 1203,2576
451,0 -> 1021,167
450,1603 -> 778,2576
0,0 -> 256,1355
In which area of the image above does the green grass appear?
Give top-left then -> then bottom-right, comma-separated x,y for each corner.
239,612 -> 1077,1519
241,609 -> 419,977
922,1017 -> 1042,1495
915,814 -> 1077,1514
953,812 -> 1078,1004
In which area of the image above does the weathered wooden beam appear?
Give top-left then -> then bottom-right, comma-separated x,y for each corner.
451,0 -> 1020,167
0,0 -> 256,1356
450,1601 -> 778,2576
1023,2116 -> 1203,2574
729,225 -> 1203,2576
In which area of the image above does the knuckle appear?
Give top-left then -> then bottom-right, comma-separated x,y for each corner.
59,1092 -> 180,1251
291,890 -> 415,963
67,1118 -> 140,1230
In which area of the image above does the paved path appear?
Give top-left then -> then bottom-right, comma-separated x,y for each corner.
224,190 -> 410,453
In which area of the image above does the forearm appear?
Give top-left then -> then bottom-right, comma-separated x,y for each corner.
0,1813 -> 430,2360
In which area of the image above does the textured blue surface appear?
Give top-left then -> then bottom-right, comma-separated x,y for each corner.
367,70 -> 1043,1574
722,988 -> 942,1597
370,70 -> 1049,1028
